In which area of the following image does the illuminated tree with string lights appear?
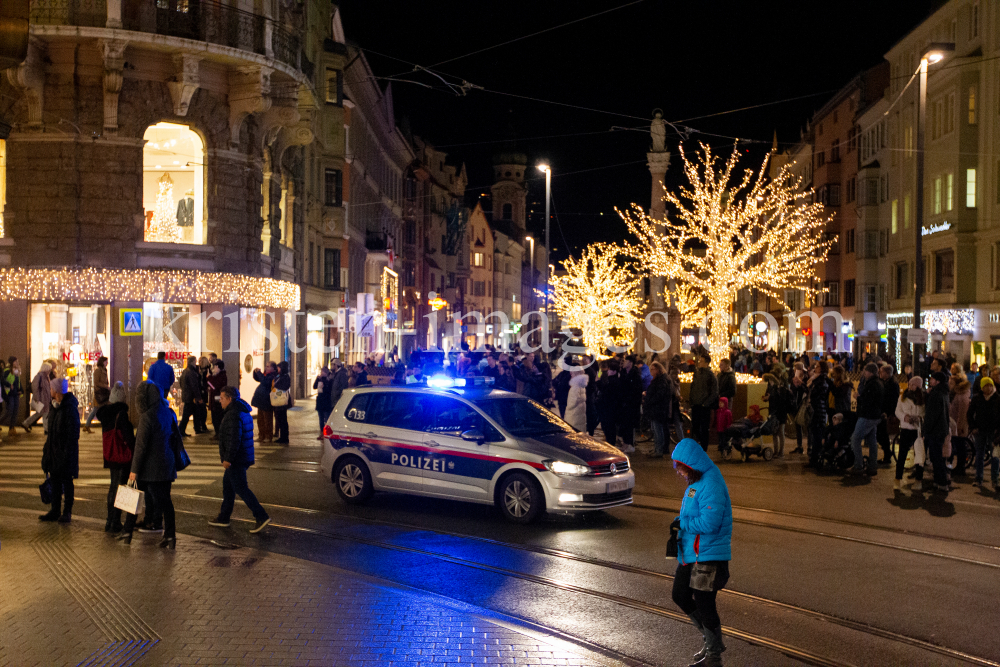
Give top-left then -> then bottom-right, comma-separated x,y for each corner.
146,173 -> 181,243
547,243 -> 641,356
669,280 -> 707,330
619,143 -> 833,368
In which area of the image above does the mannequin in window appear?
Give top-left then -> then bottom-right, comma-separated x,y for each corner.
177,189 -> 195,243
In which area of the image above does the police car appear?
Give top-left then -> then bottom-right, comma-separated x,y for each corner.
320,377 -> 634,523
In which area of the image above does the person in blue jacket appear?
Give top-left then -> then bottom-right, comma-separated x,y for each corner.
670,437 -> 733,667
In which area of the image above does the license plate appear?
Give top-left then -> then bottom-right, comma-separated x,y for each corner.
607,480 -> 629,494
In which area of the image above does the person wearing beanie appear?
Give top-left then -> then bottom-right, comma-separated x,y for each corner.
923,372 -> 952,493
967,376 -> 1000,491
95,382 -> 135,532
669,438 -> 732,666
893,377 -> 926,491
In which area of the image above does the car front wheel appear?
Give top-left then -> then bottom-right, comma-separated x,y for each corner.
496,472 -> 543,523
334,456 -> 373,503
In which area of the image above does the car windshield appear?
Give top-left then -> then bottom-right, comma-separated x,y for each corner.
475,397 -> 573,437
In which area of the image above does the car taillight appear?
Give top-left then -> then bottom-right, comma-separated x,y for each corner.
322,424 -> 334,440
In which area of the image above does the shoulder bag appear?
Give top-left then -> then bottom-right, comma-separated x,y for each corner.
170,419 -> 191,472
269,379 -> 290,408
103,411 -> 134,465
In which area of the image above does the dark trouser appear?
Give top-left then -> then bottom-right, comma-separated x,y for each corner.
318,408 -> 332,431
876,418 -> 891,462
619,414 -> 636,446
274,408 -> 289,442
794,424 -> 803,450
123,480 -> 166,535
925,435 -> 949,487
600,412 -> 617,445
973,431 -> 999,484
672,409 -> 685,444
257,409 -> 273,442
586,403 -> 598,436
691,405 -> 712,451
194,402 -> 208,433
651,420 -> 667,456
219,465 -> 268,522
50,476 -> 74,516
106,466 -> 129,526
808,420 -> 826,465
179,401 -> 196,434
895,429 -> 918,481
211,404 -> 224,435
672,561 -> 729,638
951,436 -> 970,476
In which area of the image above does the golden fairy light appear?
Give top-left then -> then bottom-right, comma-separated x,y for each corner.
620,143 -> 833,369
546,243 -> 640,356
669,280 -> 707,330
0,267 -> 300,310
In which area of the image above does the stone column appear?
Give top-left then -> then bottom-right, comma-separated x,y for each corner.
644,151 -> 680,360
110,301 -> 145,420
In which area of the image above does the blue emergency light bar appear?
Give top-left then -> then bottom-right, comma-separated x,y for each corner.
427,375 -> 495,390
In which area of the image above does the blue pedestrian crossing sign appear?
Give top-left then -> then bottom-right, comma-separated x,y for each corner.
120,308 -> 143,336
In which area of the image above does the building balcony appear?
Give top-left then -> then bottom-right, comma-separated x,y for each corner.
30,0 -> 311,75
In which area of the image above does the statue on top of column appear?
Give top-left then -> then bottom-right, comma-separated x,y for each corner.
650,109 -> 667,153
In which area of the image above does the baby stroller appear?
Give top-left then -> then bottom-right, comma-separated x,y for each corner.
720,415 -> 780,461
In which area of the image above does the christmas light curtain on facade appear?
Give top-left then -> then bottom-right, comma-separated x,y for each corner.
620,143 -> 834,367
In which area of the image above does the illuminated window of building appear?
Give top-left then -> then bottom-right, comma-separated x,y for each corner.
0,138 -> 5,238
946,173 -> 954,210
904,194 -> 911,228
934,176 -> 941,214
143,122 -> 205,244
967,168 -> 977,208
891,199 -> 898,234
473,252 -> 484,267
969,86 -> 977,125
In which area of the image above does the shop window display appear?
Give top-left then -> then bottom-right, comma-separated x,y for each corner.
142,303 -> 203,415
143,122 -> 206,244
29,304 -> 111,418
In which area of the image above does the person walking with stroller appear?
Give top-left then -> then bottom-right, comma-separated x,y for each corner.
208,387 -> 270,533
894,377 -> 925,491
670,438 -> 733,667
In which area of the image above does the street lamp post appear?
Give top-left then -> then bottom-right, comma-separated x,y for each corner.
537,163 -> 552,342
914,43 -> 953,371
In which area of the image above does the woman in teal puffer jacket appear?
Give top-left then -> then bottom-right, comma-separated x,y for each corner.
670,437 -> 733,667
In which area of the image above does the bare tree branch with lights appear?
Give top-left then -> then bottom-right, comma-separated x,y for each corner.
619,142 -> 833,368
547,243 -> 641,357
669,280 -> 708,330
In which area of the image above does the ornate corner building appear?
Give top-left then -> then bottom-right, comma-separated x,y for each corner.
0,0 -> 350,416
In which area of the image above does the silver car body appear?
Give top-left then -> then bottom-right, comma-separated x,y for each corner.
320,386 -> 635,513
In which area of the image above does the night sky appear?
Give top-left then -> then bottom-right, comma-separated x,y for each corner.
338,0 -> 945,261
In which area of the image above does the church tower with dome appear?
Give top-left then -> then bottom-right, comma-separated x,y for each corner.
490,148 -> 528,236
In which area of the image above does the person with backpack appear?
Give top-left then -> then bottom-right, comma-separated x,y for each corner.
96,382 -> 134,533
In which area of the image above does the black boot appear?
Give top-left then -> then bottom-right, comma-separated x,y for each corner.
39,510 -> 60,522
687,614 -> 708,663
690,626 -> 725,666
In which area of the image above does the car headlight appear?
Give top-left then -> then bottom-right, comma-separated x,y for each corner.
544,460 -> 591,476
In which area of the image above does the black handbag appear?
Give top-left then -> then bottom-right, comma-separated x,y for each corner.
39,474 -> 53,505
171,422 -> 191,472
665,517 -> 680,559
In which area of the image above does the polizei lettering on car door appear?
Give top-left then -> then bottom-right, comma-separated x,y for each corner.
391,452 -> 448,472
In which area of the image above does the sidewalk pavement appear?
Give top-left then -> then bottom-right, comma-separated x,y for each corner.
0,507 -> 627,667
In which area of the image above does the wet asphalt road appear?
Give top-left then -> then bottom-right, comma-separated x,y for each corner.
3,402 -> 999,667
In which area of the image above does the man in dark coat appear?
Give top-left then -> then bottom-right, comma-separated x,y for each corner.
642,361 -> 672,457
848,363 -> 884,476
272,361 -> 292,444
120,382 -> 178,547
40,387 -> 80,522
717,359 -> 737,406
313,366 -> 335,434
596,360 -> 622,446
553,364 -> 573,419
688,354 -> 719,452
330,361 -> 349,407
209,386 -> 270,533
178,355 -> 205,436
618,355 -> 644,453
876,365 -> 899,465
922,371 -> 952,492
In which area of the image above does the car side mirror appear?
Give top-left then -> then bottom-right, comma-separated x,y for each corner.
461,428 -> 485,444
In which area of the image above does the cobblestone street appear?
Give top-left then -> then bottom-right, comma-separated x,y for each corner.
0,507 -> 620,667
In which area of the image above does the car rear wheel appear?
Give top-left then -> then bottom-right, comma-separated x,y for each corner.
334,456 -> 373,503
496,472 -> 543,524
